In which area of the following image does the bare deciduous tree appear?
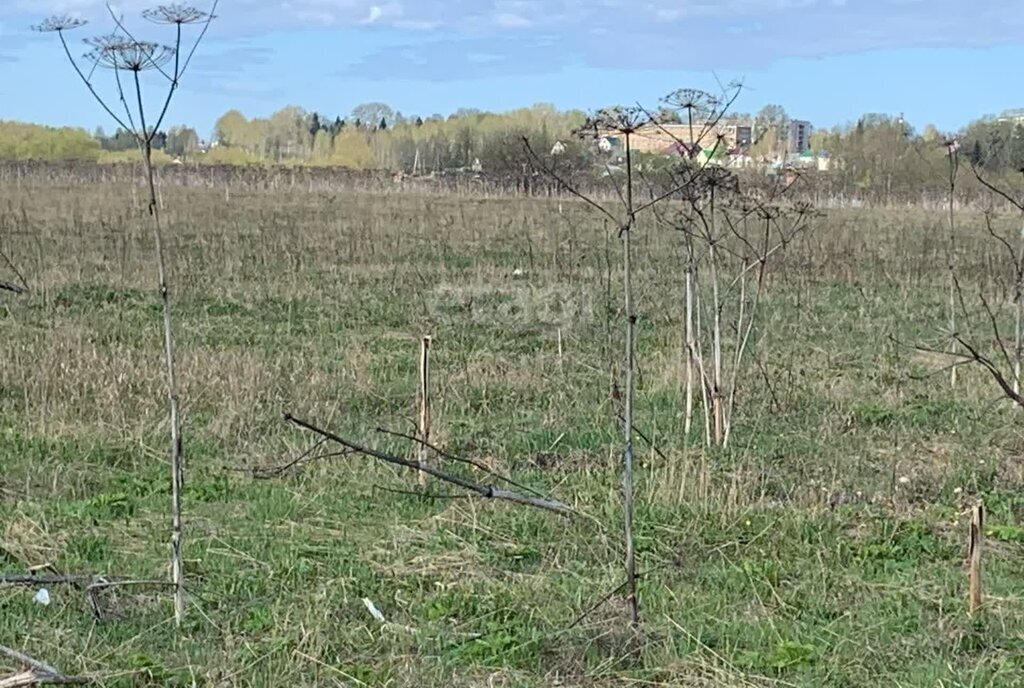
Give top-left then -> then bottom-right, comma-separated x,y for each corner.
971,166 -> 1024,397
914,153 -> 1024,410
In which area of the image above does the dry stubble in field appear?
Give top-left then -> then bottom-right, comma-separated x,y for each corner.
2,176 -> 1024,686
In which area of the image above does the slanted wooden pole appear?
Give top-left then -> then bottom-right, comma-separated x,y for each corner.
417,336 -> 432,487
969,501 -> 984,617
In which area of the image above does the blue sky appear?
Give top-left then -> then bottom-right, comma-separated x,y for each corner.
2,0 -> 1024,138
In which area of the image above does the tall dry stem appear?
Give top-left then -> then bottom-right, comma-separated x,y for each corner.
946,142 -> 960,388
35,2 -> 217,626
683,235 -> 696,436
620,130 -> 638,625
1014,195 -> 1024,396
417,335 -> 432,488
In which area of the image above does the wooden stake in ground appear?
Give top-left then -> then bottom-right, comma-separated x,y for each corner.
969,501 -> 984,616
417,335 -> 432,487
557,328 -> 564,374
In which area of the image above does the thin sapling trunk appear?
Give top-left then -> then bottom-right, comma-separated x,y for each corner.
1015,207 -> 1024,396
621,130 -> 638,625
947,145 -> 959,388
708,189 -> 725,446
683,241 -> 696,436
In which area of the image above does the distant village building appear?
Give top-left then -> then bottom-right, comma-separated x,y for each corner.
591,116 -> 816,170
997,108 -> 1024,125
594,119 -> 789,158
721,124 -> 752,148
787,120 -> 813,154
596,122 -> 752,155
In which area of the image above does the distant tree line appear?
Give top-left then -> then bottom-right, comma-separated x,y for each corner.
0,121 -> 100,160
94,125 -> 202,161
209,102 -> 590,175
5,103 -> 1024,203
809,113 -> 1024,202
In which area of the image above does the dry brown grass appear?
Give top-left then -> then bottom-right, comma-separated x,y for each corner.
3,175 -> 1024,685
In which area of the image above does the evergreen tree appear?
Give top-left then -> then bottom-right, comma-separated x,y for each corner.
970,140 -> 984,167
166,126 -> 200,160
102,127 -> 137,151
379,117 -> 388,131
1010,124 -> 1024,171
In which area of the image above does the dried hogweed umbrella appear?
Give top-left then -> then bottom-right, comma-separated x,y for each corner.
84,36 -> 176,72
143,3 -> 213,24
32,2 -> 218,630
32,14 -> 87,33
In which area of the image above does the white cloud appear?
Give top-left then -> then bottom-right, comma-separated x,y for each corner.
0,0 -> 958,28
361,5 -> 384,24
493,12 -> 531,28
3,0 -> 1024,74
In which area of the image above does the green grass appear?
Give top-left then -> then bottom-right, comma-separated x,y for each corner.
2,180 -> 1024,686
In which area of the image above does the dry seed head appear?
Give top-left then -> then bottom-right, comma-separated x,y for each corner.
662,88 -> 720,118
756,203 -> 782,221
33,14 -> 87,32
792,200 -> 816,217
143,4 -> 213,25
700,167 -> 740,194
576,106 -> 650,138
85,36 -> 176,72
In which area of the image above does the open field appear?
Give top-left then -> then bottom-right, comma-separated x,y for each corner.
3,177 -> 1024,686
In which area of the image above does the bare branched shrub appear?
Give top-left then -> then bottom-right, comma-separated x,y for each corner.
650,86 -> 741,439
0,217 -> 29,295
662,173 -> 815,446
921,162 -> 1024,408
520,81 -> 792,625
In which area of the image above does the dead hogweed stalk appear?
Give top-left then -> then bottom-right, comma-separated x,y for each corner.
665,174 -> 816,448
521,82 -> 751,626
34,1 -> 218,627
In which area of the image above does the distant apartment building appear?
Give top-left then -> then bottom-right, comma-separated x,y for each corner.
722,124 -> 752,148
997,108 -> 1024,125
597,121 -> 754,156
787,120 -> 812,153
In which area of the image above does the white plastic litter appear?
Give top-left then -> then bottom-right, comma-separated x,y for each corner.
33,588 -> 51,606
362,598 -> 385,623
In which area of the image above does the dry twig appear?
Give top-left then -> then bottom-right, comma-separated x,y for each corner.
284,413 -> 573,515
0,645 -> 87,686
